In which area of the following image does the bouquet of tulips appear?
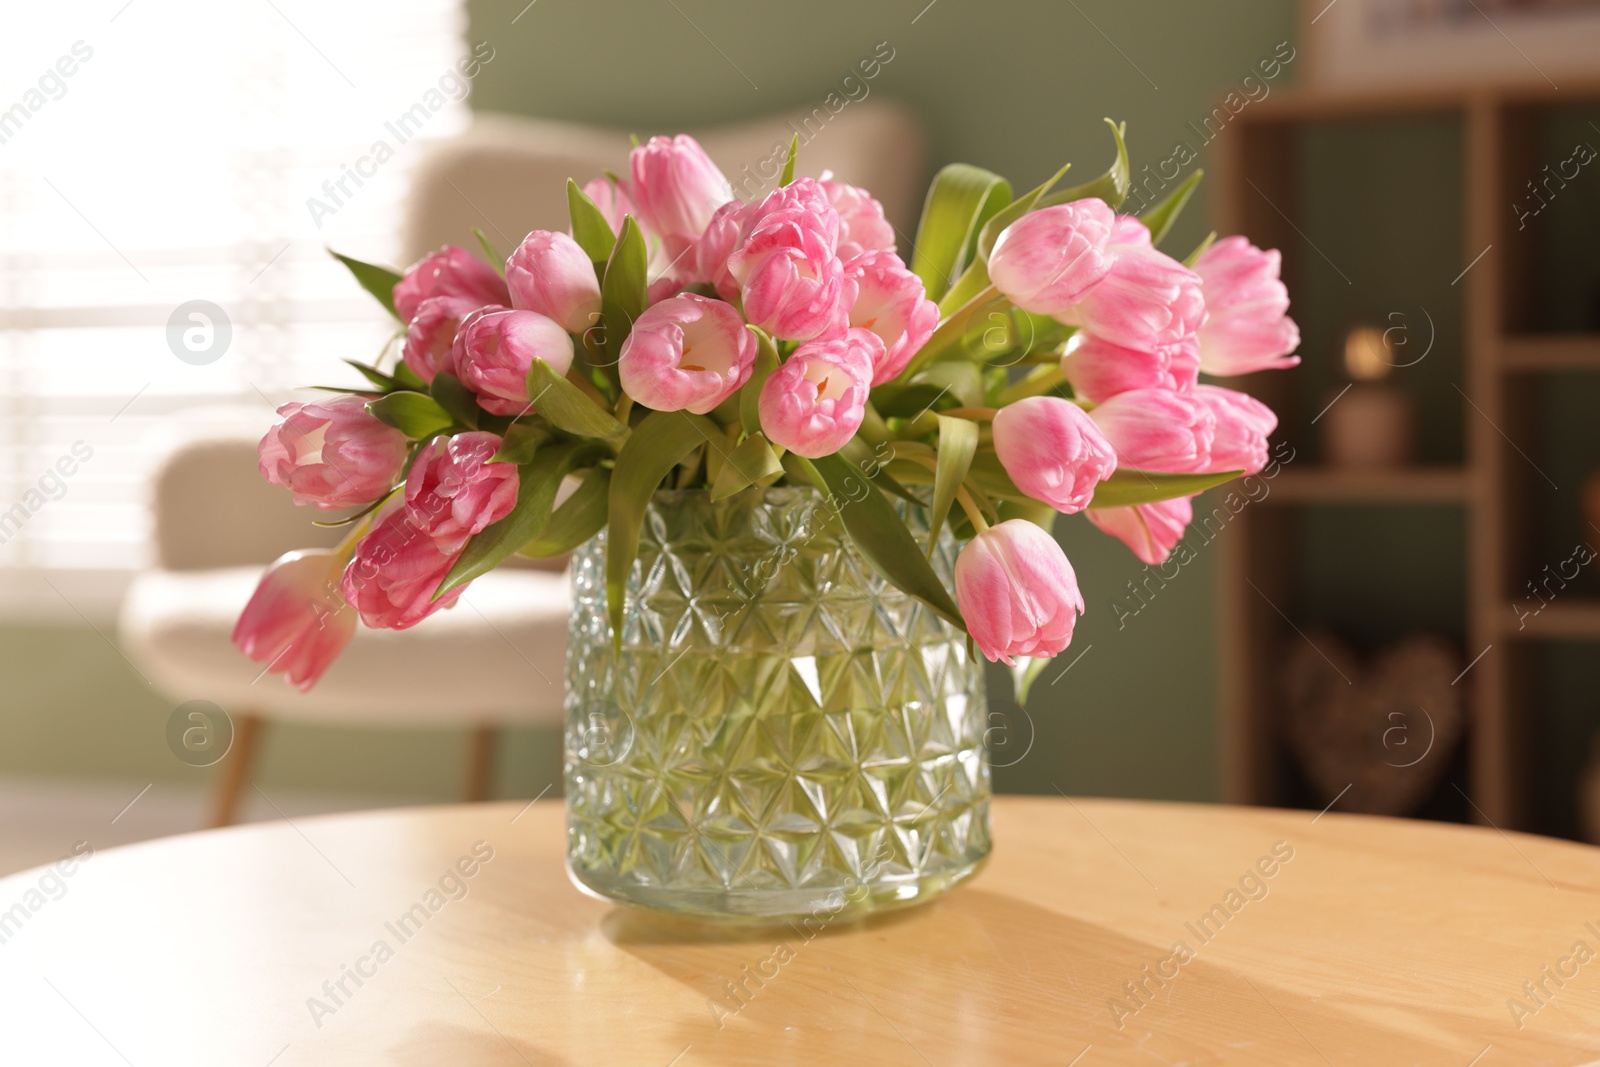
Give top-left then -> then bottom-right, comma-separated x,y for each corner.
233,121 -> 1297,692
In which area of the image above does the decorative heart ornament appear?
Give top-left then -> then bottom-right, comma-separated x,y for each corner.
1282,632 -> 1463,816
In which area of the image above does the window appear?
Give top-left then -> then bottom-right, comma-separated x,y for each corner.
0,0 -> 470,618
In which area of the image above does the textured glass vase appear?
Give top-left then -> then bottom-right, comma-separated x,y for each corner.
564,487 -> 991,921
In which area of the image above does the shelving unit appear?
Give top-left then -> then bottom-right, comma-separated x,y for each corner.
1214,78 -> 1600,833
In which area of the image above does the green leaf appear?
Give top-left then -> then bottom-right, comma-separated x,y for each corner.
905,284 -> 1007,375
492,422 -> 548,464
976,160 -> 1075,262
520,466 -> 610,558
1040,119 -> 1131,210
838,437 -> 919,506
472,227 -> 505,276
1088,468 -> 1242,509
779,134 -> 799,186
872,383 -> 952,419
567,178 -> 617,269
742,327 -> 781,437
343,358 -> 400,392
599,215 -> 648,363
525,358 -> 627,441
910,164 -> 1011,303
438,441 -> 603,596
330,250 -> 403,320
782,451 -> 966,632
393,361 -> 427,391
1184,231 -> 1218,268
365,391 -> 454,438
606,410 -> 720,645
929,415 -> 978,553
1137,169 -> 1204,248
429,371 -> 479,430
1010,656 -> 1053,709
913,361 -> 984,409
710,433 -> 785,501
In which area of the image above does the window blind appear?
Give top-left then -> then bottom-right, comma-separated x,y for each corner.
0,0 -> 469,619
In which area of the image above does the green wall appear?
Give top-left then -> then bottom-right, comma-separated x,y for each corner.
0,0 -> 1304,805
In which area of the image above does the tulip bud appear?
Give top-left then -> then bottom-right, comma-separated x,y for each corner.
1192,236 -> 1301,376
506,230 -> 603,335
582,176 -> 636,236
1059,331 -> 1200,403
258,394 -> 409,510
623,134 -> 734,258
757,328 -> 879,458
992,397 -> 1117,514
618,293 -> 756,414
453,307 -> 575,416
987,199 -> 1116,316
845,250 -> 940,385
954,519 -> 1085,665
233,549 -> 356,691
728,178 -> 855,342
393,245 -> 508,324
340,505 -> 466,631
1062,218 -> 1204,350
820,174 -> 896,261
1089,388 -> 1216,473
402,295 -> 481,384
403,431 -> 521,554
1087,497 -> 1194,566
1194,385 -> 1277,475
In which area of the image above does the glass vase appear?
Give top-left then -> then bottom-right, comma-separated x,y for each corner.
564,486 -> 991,921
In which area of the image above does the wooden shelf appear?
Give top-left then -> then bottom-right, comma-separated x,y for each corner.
1247,78 -> 1600,122
1262,467 -> 1473,505
1502,335 -> 1600,373
1505,600 -> 1600,641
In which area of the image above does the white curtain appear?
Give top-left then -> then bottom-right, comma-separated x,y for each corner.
0,0 -> 470,617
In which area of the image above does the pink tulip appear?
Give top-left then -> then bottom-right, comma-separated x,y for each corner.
340,506 -> 465,630
691,197 -> 753,300
728,178 -> 855,342
1193,236 -> 1300,376
402,295 -> 481,384
506,230 -> 602,335
821,174 -> 896,261
1059,331 -> 1200,403
954,519 -> 1085,665
403,431 -> 520,554
617,293 -> 756,414
1089,388 -> 1216,473
1062,219 -> 1204,350
233,549 -> 356,690
623,134 -> 734,260
453,307 -> 575,416
258,394 -> 409,510
845,250 -> 940,384
992,397 -> 1117,514
757,328 -> 878,457
392,245 -> 508,324
1194,384 -> 1277,475
987,199 -> 1116,316
582,176 -> 636,236
1087,497 -> 1193,566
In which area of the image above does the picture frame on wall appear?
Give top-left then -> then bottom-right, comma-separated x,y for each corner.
1303,0 -> 1600,90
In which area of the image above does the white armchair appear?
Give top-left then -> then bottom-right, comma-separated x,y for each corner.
117,416 -> 568,826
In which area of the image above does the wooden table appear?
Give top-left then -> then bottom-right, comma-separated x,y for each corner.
3,796 -> 1598,1065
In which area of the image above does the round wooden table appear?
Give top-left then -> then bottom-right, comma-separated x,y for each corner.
2,796 -> 1596,1065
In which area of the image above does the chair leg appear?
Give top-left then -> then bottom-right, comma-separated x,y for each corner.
209,713 -> 264,829
464,725 -> 498,803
